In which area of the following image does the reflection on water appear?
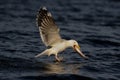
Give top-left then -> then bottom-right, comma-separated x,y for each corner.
45,62 -> 65,74
36,61 -> 84,74
18,61 -> 94,80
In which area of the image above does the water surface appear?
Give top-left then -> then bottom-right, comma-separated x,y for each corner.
0,0 -> 120,80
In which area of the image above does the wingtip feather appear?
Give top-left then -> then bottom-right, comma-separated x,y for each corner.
42,6 -> 47,10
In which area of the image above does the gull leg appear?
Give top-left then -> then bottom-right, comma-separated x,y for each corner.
55,54 -> 64,62
55,54 -> 61,62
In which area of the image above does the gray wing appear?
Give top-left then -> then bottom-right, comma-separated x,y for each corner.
36,7 -> 62,47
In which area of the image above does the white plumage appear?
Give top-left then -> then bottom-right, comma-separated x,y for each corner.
35,7 -> 88,61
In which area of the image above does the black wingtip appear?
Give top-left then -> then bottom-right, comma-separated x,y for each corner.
38,6 -> 48,14
41,6 -> 47,10
36,6 -> 54,27
38,6 -> 52,17
39,6 -> 47,12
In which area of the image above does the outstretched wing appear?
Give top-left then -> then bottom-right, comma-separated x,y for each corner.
36,7 -> 61,47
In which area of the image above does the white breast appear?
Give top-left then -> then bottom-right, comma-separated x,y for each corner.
52,42 -> 68,53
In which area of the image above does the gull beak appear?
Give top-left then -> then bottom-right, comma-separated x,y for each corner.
73,45 -> 88,59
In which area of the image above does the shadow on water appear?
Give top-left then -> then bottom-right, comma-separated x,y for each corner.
0,55 -> 94,80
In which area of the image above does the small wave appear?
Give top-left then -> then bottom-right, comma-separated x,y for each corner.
84,38 -> 120,47
0,56 -> 47,70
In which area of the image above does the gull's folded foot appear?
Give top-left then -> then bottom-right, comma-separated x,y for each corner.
55,55 -> 63,62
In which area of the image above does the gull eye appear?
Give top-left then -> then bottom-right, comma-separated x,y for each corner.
74,42 -> 76,44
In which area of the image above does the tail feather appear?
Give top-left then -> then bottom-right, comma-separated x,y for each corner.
35,49 -> 51,58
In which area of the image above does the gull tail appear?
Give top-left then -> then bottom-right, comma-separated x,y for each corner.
35,49 -> 52,58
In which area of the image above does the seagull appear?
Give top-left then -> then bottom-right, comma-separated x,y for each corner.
35,7 -> 88,61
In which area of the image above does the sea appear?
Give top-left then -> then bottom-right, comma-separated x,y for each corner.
0,0 -> 120,80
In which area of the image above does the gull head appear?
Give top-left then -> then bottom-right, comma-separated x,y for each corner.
68,40 -> 88,59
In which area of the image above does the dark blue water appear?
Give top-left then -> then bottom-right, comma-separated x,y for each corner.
0,0 -> 120,80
